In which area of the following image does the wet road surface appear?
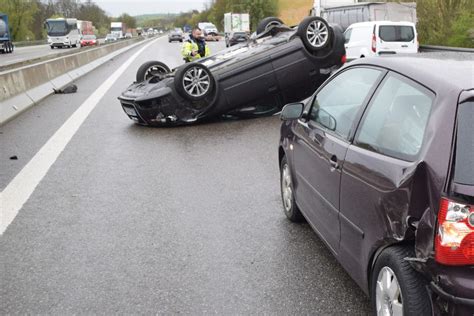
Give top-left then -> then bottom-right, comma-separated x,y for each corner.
1,36 -> 372,314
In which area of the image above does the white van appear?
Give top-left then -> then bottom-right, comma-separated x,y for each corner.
344,21 -> 418,60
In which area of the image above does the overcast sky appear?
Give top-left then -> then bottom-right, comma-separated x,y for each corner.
93,0 -> 213,16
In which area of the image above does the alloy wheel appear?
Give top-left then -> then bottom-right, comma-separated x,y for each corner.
376,267 -> 404,316
281,164 -> 293,212
182,66 -> 211,97
306,20 -> 329,48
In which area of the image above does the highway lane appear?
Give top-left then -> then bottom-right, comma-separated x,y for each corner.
0,38 -> 108,69
0,44 -> 78,68
0,36 -> 372,314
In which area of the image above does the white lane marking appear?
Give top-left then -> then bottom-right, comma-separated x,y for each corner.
0,38 -> 159,235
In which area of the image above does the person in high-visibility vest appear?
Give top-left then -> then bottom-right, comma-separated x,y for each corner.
181,27 -> 211,63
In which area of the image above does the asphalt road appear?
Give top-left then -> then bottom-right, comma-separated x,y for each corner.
0,44 -> 78,68
0,38 -> 107,70
0,36 -> 372,314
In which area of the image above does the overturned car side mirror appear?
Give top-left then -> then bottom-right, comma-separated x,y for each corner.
281,102 -> 304,120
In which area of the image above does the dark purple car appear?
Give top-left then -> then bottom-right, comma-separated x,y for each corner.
278,54 -> 473,315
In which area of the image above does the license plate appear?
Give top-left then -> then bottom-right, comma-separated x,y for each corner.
123,106 -> 137,116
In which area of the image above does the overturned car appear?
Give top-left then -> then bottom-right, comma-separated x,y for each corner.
118,16 -> 346,126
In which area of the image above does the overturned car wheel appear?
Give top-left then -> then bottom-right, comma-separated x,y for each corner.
256,17 -> 284,35
297,16 -> 331,52
136,61 -> 171,83
174,63 -> 215,101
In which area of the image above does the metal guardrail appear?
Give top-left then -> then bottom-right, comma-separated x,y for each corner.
1,38 -> 138,72
419,45 -> 474,53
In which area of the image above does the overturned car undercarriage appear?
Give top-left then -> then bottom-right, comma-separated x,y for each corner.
118,16 -> 346,126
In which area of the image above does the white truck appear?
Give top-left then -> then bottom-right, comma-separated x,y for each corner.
111,22 -> 125,39
224,13 -> 250,35
315,2 -> 417,31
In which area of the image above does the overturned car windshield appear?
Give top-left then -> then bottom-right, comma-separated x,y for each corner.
454,101 -> 474,185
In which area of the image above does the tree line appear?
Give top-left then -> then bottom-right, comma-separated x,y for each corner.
415,0 -> 473,47
138,0 -> 278,33
171,0 -> 279,33
169,0 -> 472,48
136,13 -> 179,31
1,0 -> 472,47
0,0 -> 137,41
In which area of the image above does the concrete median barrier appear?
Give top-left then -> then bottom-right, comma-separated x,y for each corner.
0,38 -> 151,125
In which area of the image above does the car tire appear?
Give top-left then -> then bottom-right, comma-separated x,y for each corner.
256,17 -> 284,35
280,156 -> 305,222
136,61 -> 171,83
371,246 -> 431,316
297,16 -> 331,52
174,62 -> 215,101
